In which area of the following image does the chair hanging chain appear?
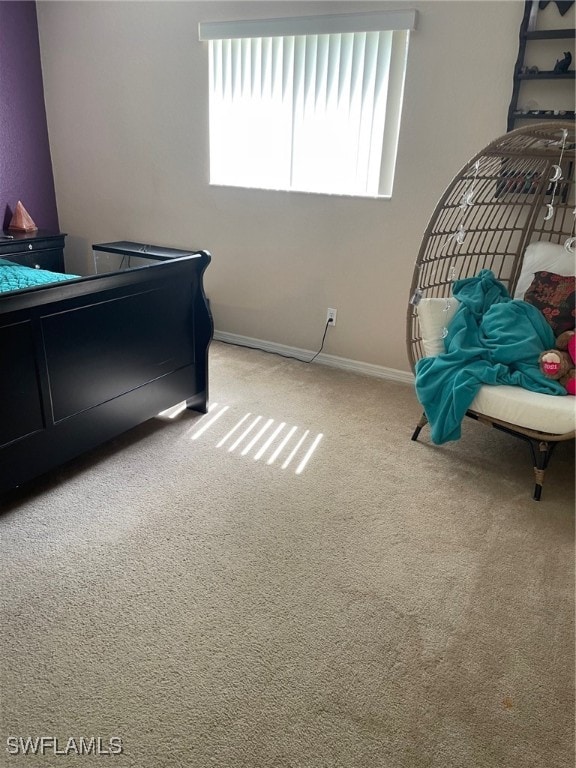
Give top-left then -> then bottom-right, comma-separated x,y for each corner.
565,206 -> 576,254
544,128 -> 567,223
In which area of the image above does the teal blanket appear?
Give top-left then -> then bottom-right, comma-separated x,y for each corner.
0,259 -> 79,293
415,269 -> 565,444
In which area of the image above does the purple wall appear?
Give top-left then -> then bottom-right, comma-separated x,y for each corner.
0,1 -> 59,231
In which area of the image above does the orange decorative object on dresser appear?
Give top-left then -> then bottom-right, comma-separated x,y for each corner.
8,200 -> 37,232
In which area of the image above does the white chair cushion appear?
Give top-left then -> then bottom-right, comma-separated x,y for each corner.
470,384 -> 576,435
417,297 -> 460,357
513,241 -> 575,299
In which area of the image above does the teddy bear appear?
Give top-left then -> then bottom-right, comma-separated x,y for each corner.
539,329 -> 576,395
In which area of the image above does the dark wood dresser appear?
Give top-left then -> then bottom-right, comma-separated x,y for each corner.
0,230 -> 66,272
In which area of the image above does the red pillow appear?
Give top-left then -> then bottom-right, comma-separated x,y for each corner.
523,271 -> 575,336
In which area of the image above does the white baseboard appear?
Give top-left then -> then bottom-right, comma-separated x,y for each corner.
213,330 -> 414,385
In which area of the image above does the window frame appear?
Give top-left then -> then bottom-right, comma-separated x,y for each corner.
199,10 -> 417,199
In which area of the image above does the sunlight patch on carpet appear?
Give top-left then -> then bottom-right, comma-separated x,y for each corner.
156,401 -> 190,419
188,404 -> 323,474
191,404 -> 230,440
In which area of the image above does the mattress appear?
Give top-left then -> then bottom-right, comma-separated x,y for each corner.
0,259 -> 79,293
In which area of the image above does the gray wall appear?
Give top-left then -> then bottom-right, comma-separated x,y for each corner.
37,1 -> 524,372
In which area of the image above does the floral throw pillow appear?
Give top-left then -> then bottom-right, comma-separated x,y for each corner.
523,271 -> 575,336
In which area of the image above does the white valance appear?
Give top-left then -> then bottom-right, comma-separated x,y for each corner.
198,10 -> 417,41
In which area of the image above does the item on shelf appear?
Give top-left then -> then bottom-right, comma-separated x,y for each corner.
538,1 -> 575,16
518,65 -> 541,74
8,201 -> 37,232
553,51 -> 572,73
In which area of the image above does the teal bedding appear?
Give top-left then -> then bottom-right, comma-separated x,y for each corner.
0,259 -> 79,293
415,269 -> 565,444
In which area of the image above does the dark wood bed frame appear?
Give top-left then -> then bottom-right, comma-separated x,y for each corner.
0,250 -> 212,494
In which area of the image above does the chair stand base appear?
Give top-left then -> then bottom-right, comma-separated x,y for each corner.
529,440 -> 557,502
411,412 -> 428,441
490,423 -> 559,502
411,410 -> 565,501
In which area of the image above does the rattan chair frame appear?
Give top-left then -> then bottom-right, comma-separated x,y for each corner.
406,122 -> 575,500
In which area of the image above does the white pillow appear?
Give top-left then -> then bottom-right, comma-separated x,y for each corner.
417,297 -> 460,357
513,241 -> 575,299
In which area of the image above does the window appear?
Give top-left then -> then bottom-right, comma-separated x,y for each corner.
199,11 -> 417,198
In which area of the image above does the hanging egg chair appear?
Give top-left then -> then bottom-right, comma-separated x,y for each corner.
407,122 -> 575,500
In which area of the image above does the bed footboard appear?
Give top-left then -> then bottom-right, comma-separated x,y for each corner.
0,251 -> 212,493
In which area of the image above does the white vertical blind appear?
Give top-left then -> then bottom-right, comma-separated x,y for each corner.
209,36 -> 293,189
206,21 -> 413,197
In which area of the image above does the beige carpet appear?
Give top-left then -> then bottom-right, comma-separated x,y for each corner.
1,341 -> 574,768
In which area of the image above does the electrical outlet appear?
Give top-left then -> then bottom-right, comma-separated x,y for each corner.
326,308 -> 337,326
